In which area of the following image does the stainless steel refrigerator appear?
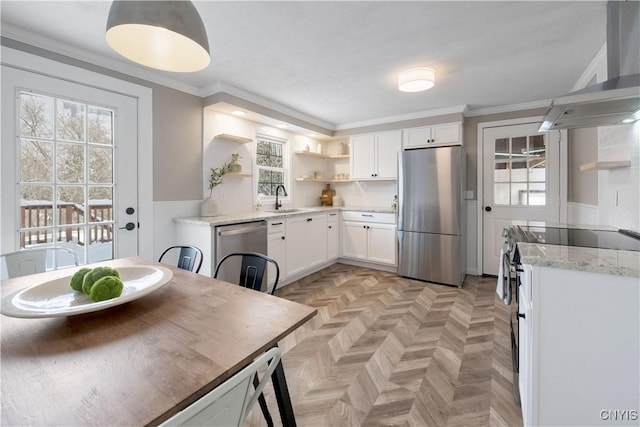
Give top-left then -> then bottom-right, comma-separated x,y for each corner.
397,146 -> 465,287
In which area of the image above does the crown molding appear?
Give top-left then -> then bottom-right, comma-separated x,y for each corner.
335,105 -> 468,130
0,23 -> 202,97
1,22 -> 561,130
464,99 -> 551,117
202,82 -> 336,131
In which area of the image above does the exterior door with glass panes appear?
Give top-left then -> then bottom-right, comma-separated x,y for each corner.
482,122 -> 560,275
1,66 -> 138,268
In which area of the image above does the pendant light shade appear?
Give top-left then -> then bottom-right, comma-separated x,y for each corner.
398,67 -> 436,92
106,1 -> 210,73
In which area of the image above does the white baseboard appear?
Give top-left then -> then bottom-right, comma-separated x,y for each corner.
336,257 -> 397,273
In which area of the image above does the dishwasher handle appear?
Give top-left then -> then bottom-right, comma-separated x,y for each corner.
217,224 -> 268,237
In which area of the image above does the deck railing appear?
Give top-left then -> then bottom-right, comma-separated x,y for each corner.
20,202 -> 113,248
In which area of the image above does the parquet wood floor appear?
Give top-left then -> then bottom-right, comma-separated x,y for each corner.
245,263 -> 523,427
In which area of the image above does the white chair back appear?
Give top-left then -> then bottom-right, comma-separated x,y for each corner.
1,247 -> 79,279
160,347 -> 281,427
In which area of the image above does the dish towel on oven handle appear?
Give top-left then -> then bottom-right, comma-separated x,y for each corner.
496,248 -> 512,305
496,249 -> 505,300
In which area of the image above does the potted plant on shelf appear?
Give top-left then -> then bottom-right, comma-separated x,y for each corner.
228,153 -> 242,173
201,161 -> 229,216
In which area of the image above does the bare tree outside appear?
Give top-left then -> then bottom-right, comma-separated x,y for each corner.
20,93 -> 113,202
18,92 -> 115,249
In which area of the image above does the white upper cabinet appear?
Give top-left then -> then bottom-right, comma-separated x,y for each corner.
350,130 -> 402,180
403,122 -> 462,149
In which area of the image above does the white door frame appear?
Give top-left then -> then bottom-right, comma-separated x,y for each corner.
0,46 -> 154,258
476,116 -> 568,275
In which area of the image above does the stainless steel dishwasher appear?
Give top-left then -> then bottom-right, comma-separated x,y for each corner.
215,221 -> 268,286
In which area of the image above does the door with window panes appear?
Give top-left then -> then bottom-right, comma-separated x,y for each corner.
1,66 -> 138,265
482,122 -> 560,275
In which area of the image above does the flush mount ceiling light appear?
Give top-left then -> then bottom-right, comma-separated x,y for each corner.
106,0 -> 210,73
398,67 -> 436,92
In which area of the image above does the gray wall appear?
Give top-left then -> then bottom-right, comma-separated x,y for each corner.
1,38 -> 203,202
152,86 -> 202,201
567,127 -> 598,205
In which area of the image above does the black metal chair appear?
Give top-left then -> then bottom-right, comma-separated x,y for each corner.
213,252 -> 280,295
213,252 -> 281,427
158,245 -> 203,274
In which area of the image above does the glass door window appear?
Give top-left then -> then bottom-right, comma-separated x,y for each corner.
493,134 -> 546,206
18,91 -> 115,263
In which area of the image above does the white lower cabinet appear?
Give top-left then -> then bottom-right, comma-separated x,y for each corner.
520,263 -> 639,427
341,222 -> 368,260
327,212 -> 339,261
285,212 -> 327,277
267,219 -> 286,292
340,211 -> 396,266
366,224 -> 396,265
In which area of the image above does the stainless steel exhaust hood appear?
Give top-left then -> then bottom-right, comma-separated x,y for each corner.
540,1 -> 640,131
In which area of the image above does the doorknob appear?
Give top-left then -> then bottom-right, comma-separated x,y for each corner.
119,222 -> 136,231
485,206 -> 492,212
125,207 -> 135,215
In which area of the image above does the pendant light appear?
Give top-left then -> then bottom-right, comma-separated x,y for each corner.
398,67 -> 435,92
106,0 -> 210,73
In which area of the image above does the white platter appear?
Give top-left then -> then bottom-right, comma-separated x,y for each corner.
1,266 -> 173,318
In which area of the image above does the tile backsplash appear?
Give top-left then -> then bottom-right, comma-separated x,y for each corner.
597,122 -> 640,231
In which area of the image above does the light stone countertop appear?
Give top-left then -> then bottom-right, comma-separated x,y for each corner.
174,206 -> 395,227
517,242 -> 640,277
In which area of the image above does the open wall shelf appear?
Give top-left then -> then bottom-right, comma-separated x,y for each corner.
580,161 -> 631,171
295,151 -> 349,159
213,133 -> 253,144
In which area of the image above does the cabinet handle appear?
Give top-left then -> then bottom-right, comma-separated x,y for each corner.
328,225 -> 332,229
329,213 -> 337,216
306,218 -> 313,222
518,313 -> 526,319
271,222 -> 283,226
363,225 -> 367,229
281,236 -> 285,240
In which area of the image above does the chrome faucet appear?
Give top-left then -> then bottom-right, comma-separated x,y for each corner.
275,185 -> 287,210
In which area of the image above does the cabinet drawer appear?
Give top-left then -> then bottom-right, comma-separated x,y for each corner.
341,211 -> 395,224
267,220 -> 285,234
327,211 -> 339,223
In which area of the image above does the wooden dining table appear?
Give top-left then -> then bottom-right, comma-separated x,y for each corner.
1,256 -> 316,426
